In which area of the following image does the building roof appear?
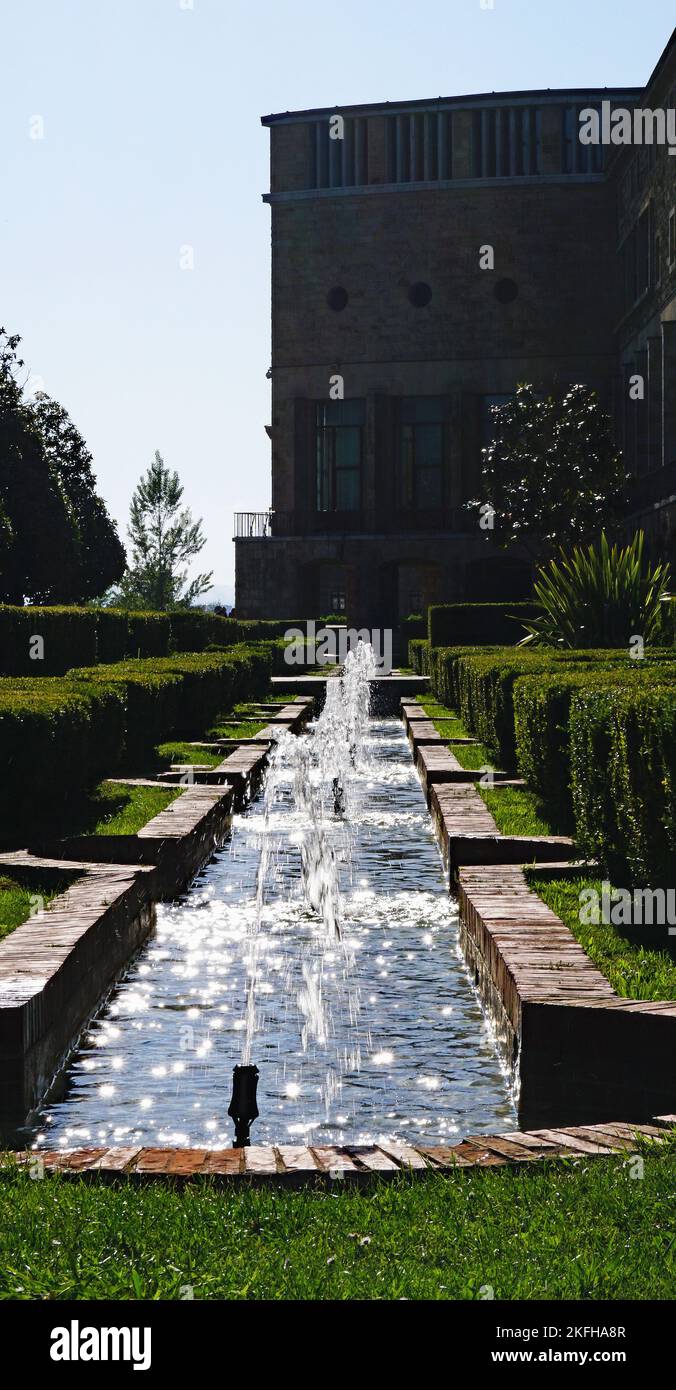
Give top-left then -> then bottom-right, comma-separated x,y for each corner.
261,87 -> 642,126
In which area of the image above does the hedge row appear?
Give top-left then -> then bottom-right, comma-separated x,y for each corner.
570,684 -> 675,884
428,602 -> 540,649
0,645 -> 273,834
514,665 -> 674,825
68,646 -> 272,759
431,646 -> 675,770
426,644 -> 676,881
408,638 -> 429,674
0,605 -> 310,675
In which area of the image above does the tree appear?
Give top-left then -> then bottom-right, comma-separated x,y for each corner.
0,328 -> 80,603
30,393 -> 126,601
111,451 -> 212,609
467,384 -> 630,556
0,326 -> 125,604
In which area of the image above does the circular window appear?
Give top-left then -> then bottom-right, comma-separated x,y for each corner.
327,286 -> 348,312
409,282 -> 432,307
494,277 -> 518,304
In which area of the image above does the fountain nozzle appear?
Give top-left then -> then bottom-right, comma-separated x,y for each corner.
228,1064 -> 259,1147
332,777 -> 346,816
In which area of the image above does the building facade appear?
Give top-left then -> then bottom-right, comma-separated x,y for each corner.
234,31 -> 676,626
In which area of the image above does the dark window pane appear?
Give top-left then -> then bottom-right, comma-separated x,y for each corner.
335,467 -> 360,511
314,400 -> 363,511
334,427 -> 361,470
416,467 -> 442,509
397,398 -> 447,511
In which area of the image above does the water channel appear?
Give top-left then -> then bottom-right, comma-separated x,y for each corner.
33,651 -> 515,1150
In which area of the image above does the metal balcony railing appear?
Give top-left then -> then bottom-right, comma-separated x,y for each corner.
233,507 -> 477,539
233,511 -> 291,539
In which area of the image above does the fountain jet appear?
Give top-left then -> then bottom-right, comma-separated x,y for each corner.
228,1063 -> 259,1147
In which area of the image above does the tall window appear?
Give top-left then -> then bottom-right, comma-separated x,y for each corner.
315,399 -> 364,512
397,398 -> 446,510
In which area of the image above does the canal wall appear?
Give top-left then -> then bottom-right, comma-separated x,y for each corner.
401,699 -> 676,1130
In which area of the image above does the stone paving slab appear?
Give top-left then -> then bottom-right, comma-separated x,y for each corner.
7,1118 -> 671,1183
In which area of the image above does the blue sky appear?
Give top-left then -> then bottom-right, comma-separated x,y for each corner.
1,0 -> 674,597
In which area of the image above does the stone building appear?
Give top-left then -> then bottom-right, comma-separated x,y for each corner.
613,33 -> 676,557
234,30 -> 676,626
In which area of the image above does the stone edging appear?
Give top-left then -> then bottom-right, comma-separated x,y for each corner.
401,700 -> 676,1131
4,1115 -> 674,1184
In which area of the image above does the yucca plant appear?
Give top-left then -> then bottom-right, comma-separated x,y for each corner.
522,531 -> 671,649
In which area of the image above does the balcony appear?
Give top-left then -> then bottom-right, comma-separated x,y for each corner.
233,511 -> 289,539
234,508 -> 475,539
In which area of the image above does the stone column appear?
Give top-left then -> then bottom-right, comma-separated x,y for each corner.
452,110 -> 474,179
540,105 -> 561,174
366,116 -> 388,185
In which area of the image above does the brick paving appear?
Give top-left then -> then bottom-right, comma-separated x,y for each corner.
5,1117 -> 673,1183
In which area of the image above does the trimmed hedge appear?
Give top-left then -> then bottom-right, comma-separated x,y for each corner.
95,610 -> 130,664
0,645 -> 276,836
126,613 -> 170,659
428,645 -> 676,769
428,602 -> 540,649
0,606 -> 98,675
68,646 -> 273,756
68,661 -> 184,760
0,605 -> 310,673
408,638 -> 429,674
514,663 -> 674,824
570,684 -> 676,884
0,678 -> 127,831
655,596 -> 676,647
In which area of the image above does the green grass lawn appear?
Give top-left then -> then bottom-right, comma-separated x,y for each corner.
414,698 -> 558,815
154,741 -> 225,769
530,874 -> 676,1001
12,781 -> 182,848
0,1146 -> 673,1300
0,871 -> 79,943
416,698 -> 495,769
91,782 -> 182,834
479,785 -> 560,836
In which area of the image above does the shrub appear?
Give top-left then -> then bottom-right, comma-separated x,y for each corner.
655,596 -> 676,648
125,612 -> 170,659
428,603 -> 539,648
524,531 -> 670,648
0,605 -> 98,675
168,611 -> 234,653
570,684 -> 676,884
408,638 -> 429,674
0,678 -> 126,832
514,662 -> 674,824
69,661 -> 183,759
95,610 -> 129,663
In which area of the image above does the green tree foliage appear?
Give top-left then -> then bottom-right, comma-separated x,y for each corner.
112,451 -> 212,610
31,393 -> 126,600
468,384 -> 630,553
0,327 -> 125,603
